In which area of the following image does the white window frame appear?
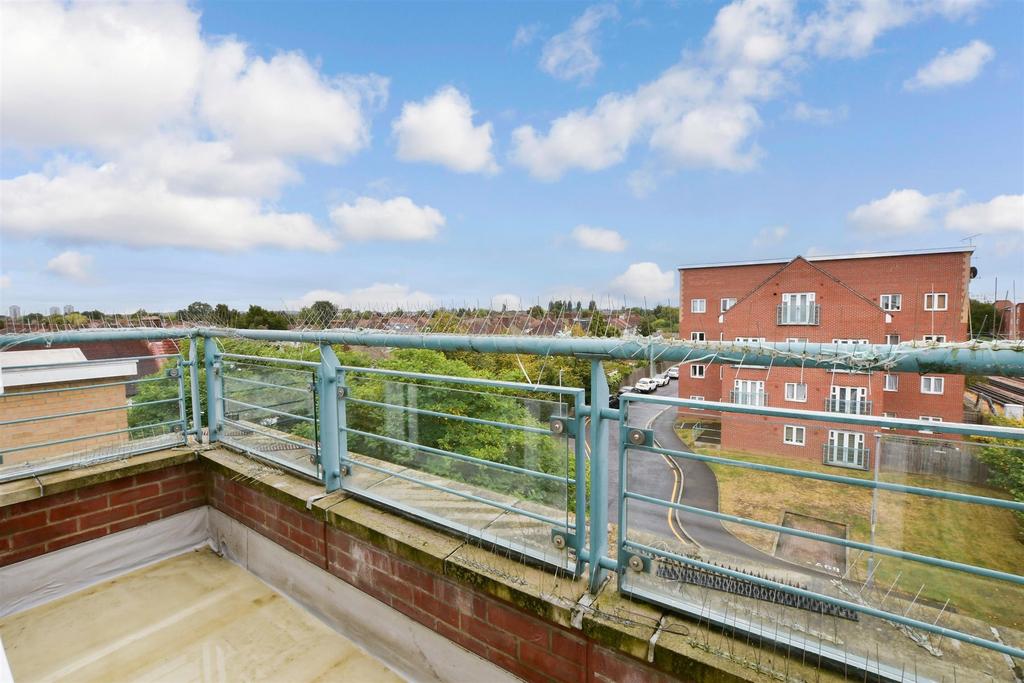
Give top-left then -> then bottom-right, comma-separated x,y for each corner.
884,374 -> 899,392
780,292 -> 816,324
880,294 -> 902,311
921,376 -> 945,395
881,411 -> 896,429
885,334 -> 900,345
720,297 -> 736,313
923,334 -> 947,343
733,379 -> 766,406
919,415 -> 943,422
833,338 -> 870,345
690,364 -> 706,379
924,292 -> 948,311
786,337 -> 807,343
784,382 -> 807,402
825,430 -> 867,470
735,336 -> 766,343
691,298 -> 707,313
690,331 -> 705,342
783,425 -> 805,446
689,395 -> 705,401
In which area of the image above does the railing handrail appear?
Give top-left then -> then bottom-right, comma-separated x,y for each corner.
3,327 -> 1023,376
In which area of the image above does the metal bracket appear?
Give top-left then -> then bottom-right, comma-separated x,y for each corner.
165,367 -> 180,379
626,427 -> 654,447
550,529 -> 577,551
624,553 -> 651,574
337,386 -> 347,400
549,416 -> 574,437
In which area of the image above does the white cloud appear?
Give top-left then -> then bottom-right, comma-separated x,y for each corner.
1,1 -> 388,253
2,159 -> 336,251
540,4 -> 619,83
610,262 -> 675,302
571,225 -> 627,252
392,87 -> 498,173
945,195 -> 1024,234
789,102 -> 848,125
512,0 -> 980,180
0,274 -> 11,289
201,41 -> 387,163
491,294 -> 522,310
904,40 -> 994,91
47,250 -> 94,283
848,189 -> 962,235
330,197 -> 445,241
627,169 -> 658,199
804,0 -> 983,59
0,1 -> 204,150
752,225 -> 789,247
287,284 -> 435,311
513,23 -> 541,48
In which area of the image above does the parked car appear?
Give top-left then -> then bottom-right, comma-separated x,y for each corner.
667,366 -> 679,379
634,377 -> 658,393
655,373 -> 670,387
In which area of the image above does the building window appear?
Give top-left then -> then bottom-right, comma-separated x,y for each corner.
880,294 -> 902,311
884,374 -> 899,392
824,430 -> 868,470
690,364 -> 706,378
734,337 -> 766,343
778,292 -> 819,325
732,379 -> 765,406
786,337 -> 807,343
919,415 -> 943,422
921,376 -> 945,394
924,292 -> 948,311
689,395 -> 704,401
720,297 -> 737,312
881,411 -> 896,429
691,298 -> 707,313
923,334 -> 946,343
783,425 -> 805,446
828,386 -> 869,414
784,382 -> 807,402
690,331 -> 705,342
885,334 -> 900,345
833,338 -> 870,345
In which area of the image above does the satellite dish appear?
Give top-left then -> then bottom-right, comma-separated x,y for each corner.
970,266 -> 978,279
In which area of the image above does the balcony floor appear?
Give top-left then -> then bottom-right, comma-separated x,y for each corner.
0,548 -> 404,682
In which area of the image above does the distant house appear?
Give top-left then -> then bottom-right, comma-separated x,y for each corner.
0,349 -> 138,466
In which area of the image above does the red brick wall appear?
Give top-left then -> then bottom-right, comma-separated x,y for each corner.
206,470 -> 671,683
0,462 -> 205,567
676,251 -> 971,458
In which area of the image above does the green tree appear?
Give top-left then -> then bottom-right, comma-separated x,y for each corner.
969,299 -> 1002,339
974,416 -> 1024,532
179,301 -> 213,321
299,300 -> 339,327
237,305 -> 290,330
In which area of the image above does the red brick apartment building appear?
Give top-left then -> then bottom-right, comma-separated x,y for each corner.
676,247 -> 973,470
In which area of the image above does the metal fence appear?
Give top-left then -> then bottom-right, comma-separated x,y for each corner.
2,328 -> 1023,679
0,347 -> 199,483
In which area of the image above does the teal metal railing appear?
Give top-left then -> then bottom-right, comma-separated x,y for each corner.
2,327 -> 1024,678
0,349 -> 201,482
615,392 -> 1024,678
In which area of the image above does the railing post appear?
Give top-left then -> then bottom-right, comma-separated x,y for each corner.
588,359 -> 610,592
203,336 -> 223,444
187,336 -> 203,442
318,344 -> 344,493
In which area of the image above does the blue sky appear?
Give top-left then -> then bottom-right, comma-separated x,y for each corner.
1,0 -> 1022,314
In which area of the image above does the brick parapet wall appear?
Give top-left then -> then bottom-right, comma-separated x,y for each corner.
3,447 -> 832,682
0,458 -> 205,566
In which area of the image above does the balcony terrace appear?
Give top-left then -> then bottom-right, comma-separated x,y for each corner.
2,328 -> 1023,683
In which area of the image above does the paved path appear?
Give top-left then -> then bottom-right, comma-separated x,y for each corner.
601,382 -> 804,573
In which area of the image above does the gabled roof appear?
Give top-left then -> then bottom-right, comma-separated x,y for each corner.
721,256 -> 884,318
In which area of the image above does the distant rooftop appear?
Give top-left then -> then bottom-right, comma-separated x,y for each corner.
678,245 -> 975,271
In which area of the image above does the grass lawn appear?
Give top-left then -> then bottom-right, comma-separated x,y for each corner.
675,426 -> 1024,631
